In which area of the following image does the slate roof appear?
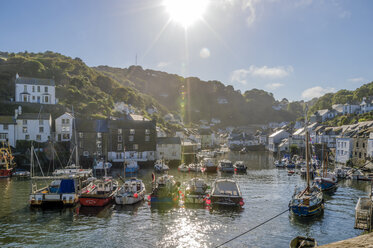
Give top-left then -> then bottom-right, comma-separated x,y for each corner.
0,116 -> 16,124
16,76 -> 55,86
17,113 -> 51,120
157,137 -> 181,145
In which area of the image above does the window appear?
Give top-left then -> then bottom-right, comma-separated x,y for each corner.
39,127 -> 44,133
133,144 -> 138,150
24,85 -> 27,92
22,120 -> 27,125
118,135 -> 122,142
62,119 -> 65,124
363,143 -> 365,148
25,135 -> 30,140
97,132 -> 102,138
32,86 -> 35,92
37,96 -> 40,102
44,96 -> 49,103
44,86 -> 48,93
79,132 -> 83,138
145,136 -> 150,142
23,95 -> 27,102
37,86 -> 40,92
129,135 -> 134,142
118,143 -> 122,151
23,127 -> 27,133
172,152 -> 176,156
36,135 -> 41,141
118,129 -> 122,134
3,124 -> 8,130
356,142 -> 359,147
130,129 -> 135,134
145,129 -> 150,135
0,133 -> 7,139
359,152 -> 362,158
39,120 -> 43,125
65,119 -> 70,124
62,134 -> 70,140
32,96 -> 35,100
96,141 -> 102,148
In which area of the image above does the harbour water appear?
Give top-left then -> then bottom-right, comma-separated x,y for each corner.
0,151 -> 370,247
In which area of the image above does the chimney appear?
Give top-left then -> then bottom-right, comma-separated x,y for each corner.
16,73 -> 19,79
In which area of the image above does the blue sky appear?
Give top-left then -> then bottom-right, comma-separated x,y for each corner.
1,0 -> 372,101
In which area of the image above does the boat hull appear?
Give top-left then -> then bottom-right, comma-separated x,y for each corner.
184,195 -> 206,204
125,167 -> 139,173
115,195 -> 143,205
289,203 -> 324,217
314,178 -> 337,191
79,196 -> 113,207
218,168 -> 234,173
203,166 -> 217,172
0,169 -> 12,178
30,193 -> 78,207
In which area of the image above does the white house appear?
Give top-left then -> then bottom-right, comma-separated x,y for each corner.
268,129 -> 290,152
156,137 -> 181,161
15,74 -> 57,104
360,97 -> 373,114
366,132 -> 373,158
0,116 -> 17,147
343,103 -> 360,115
335,137 -> 353,164
55,112 -> 74,142
292,127 -> 306,149
16,109 -> 52,142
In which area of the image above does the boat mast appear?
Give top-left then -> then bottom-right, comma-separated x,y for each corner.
305,105 -> 310,191
72,106 -> 79,168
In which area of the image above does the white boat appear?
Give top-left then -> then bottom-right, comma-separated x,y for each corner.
184,178 -> 208,204
93,160 -> 113,171
201,157 -> 217,172
115,178 -> 146,205
188,163 -> 202,172
178,163 -> 190,172
218,159 -> 234,172
52,165 -> 92,178
154,159 -> 169,172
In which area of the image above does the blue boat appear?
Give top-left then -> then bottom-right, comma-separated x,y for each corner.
289,129 -> 324,217
313,147 -> 337,191
125,160 -> 139,174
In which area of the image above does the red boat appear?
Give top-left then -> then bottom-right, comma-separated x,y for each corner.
79,178 -> 118,207
0,144 -> 16,178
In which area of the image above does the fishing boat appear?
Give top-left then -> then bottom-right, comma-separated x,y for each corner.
188,163 -> 202,172
125,160 -> 139,174
289,125 -> 324,217
201,157 -> 217,172
93,160 -> 113,172
0,142 -> 16,178
115,178 -> 145,205
12,168 -> 31,179
52,165 -> 92,178
79,177 -> 118,207
313,144 -> 337,191
209,178 -> 244,207
289,236 -> 317,248
178,163 -> 190,172
233,161 -> 247,173
150,174 -> 180,204
154,159 -> 169,173
184,178 -> 208,204
217,159 -> 234,172
274,160 -> 285,168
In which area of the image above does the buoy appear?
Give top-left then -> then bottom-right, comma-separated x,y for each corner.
147,195 -> 151,200
239,200 -> 244,206
206,199 -> 211,205
134,193 -> 138,198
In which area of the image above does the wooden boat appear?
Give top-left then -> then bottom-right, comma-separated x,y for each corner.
150,174 -> 180,204
209,178 -> 244,207
79,177 -> 118,207
217,159 -> 234,173
184,178 -> 208,204
178,163 -> 190,172
313,145 -> 337,191
154,159 -> 169,173
115,178 -> 145,205
289,236 -> 317,248
0,143 -> 16,178
234,161 -> 247,173
201,157 -> 217,172
289,128 -> 324,217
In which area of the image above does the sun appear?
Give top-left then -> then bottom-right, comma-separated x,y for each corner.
163,0 -> 209,28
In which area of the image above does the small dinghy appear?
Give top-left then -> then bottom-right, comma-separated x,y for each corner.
178,163 -> 190,172
184,178 -> 208,204
154,159 -> 169,173
233,161 -> 247,173
289,236 -> 317,248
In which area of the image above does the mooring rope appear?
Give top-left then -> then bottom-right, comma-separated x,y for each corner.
214,208 -> 289,248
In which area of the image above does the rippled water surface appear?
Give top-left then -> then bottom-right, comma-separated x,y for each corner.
0,151 -> 370,247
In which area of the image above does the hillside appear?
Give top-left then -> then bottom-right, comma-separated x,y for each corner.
95,65 -> 300,126
0,51 -> 166,121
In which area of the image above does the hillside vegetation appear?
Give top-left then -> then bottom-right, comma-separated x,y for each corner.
96,65 -> 301,126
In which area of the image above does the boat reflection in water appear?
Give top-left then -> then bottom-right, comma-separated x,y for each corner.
77,204 -> 113,218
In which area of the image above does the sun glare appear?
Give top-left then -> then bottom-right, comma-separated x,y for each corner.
163,0 -> 208,28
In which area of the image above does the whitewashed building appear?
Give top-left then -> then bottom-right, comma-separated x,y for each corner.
268,129 -> 290,153
15,74 -> 57,104
0,116 -> 17,147
16,110 -> 52,142
335,137 -> 353,164
366,132 -> 373,158
360,97 -> 373,114
55,112 -> 74,142
343,103 -> 360,115
156,137 -> 181,161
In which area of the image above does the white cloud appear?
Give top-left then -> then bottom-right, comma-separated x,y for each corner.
231,69 -> 250,85
242,0 -> 260,26
157,62 -> 169,68
301,86 -> 336,100
266,83 -> 284,90
199,48 -> 210,59
248,65 -> 293,79
348,77 -> 365,83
